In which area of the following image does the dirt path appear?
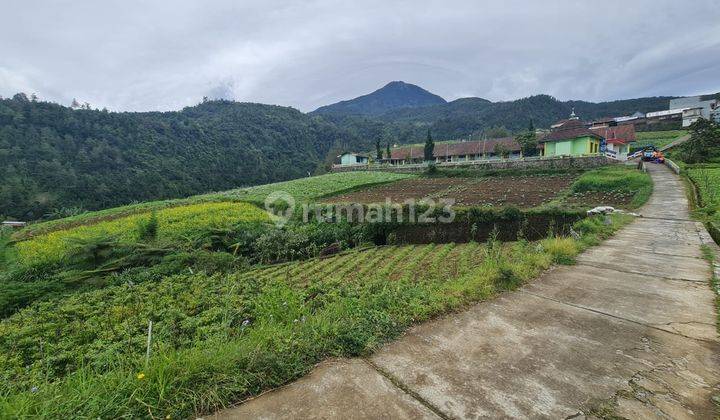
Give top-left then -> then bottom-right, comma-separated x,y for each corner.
215,164 -> 719,419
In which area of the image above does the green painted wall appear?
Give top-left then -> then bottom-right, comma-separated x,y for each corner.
543,136 -> 600,157
544,142 -> 556,156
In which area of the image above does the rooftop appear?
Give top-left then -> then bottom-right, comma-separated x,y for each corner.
389,138 -> 523,160
541,119 -> 601,143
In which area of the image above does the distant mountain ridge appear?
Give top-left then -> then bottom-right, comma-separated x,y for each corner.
312,81 -> 447,116
312,81 -> 678,139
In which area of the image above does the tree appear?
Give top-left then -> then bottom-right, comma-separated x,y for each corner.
528,118 -> 535,133
424,129 -> 435,162
494,142 -> 510,159
386,142 -> 391,159
676,118 -> 720,164
375,139 -> 383,160
516,130 -> 538,157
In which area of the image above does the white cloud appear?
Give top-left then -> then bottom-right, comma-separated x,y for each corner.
1,0 -> 718,111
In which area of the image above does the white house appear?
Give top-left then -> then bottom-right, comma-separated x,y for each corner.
589,124 -> 635,161
337,152 -> 369,166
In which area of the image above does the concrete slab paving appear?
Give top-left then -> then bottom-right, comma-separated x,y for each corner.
216,164 -> 719,419
523,265 -> 717,341
576,248 -> 709,282
213,359 -> 440,419
370,292 -> 719,419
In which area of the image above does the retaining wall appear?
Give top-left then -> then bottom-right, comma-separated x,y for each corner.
332,155 -> 614,173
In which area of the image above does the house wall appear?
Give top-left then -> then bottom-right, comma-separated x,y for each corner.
605,143 -> 628,161
544,137 -> 599,157
340,154 -> 354,165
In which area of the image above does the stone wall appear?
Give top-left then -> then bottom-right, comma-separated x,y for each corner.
331,155 -> 615,173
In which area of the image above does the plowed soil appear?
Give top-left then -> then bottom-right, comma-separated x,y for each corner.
324,175 -> 579,208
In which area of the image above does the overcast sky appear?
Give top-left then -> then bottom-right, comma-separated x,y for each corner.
2,0 -> 719,112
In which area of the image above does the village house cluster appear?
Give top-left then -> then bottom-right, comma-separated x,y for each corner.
336,110 -> 636,168
335,95 -> 719,169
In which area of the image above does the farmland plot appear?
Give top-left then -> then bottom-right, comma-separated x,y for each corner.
324,174 -> 579,208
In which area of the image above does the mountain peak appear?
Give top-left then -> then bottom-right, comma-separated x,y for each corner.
312,81 -> 447,116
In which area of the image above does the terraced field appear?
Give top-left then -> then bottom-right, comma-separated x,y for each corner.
13,201 -> 270,268
0,242 -> 527,395
17,171 -> 414,238
324,174 -> 579,208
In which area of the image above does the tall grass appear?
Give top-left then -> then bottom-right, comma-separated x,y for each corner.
0,227 -> 11,270
0,213 -> 633,419
14,202 -> 269,269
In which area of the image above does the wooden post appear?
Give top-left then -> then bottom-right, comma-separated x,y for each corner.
145,320 -> 153,365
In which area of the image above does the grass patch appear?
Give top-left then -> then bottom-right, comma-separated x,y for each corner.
556,165 -> 653,210
700,245 -> 720,334
0,213 -> 633,418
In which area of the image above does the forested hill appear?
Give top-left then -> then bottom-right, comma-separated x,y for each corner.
313,81 -> 447,116
0,96 -> 349,220
322,89 -> 675,139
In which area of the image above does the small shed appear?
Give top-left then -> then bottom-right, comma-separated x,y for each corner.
338,153 -> 369,166
2,221 -> 26,229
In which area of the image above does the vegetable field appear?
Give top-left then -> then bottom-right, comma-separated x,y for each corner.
562,165 -> 653,209
13,202 -> 270,269
0,212 -> 632,418
687,166 -> 720,207
219,171 -> 415,204
324,174 -> 579,208
17,171 -> 413,238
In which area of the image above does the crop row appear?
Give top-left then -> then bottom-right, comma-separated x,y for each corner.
12,201 -> 270,268
15,171 -> 412,239
0,211 -> 635,418
687,167 -> 720,207
0,242 -> 489,392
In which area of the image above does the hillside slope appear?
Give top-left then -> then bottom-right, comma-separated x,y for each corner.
0,97 -> 351,219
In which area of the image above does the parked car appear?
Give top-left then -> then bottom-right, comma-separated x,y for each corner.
641,145 -> 657,162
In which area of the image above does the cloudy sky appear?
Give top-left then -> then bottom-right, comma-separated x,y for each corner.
2,0 -> 719,112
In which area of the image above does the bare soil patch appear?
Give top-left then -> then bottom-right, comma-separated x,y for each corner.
324,175 -> 579,208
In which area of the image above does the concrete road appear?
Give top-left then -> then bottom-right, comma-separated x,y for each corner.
215,163 -> 719,419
